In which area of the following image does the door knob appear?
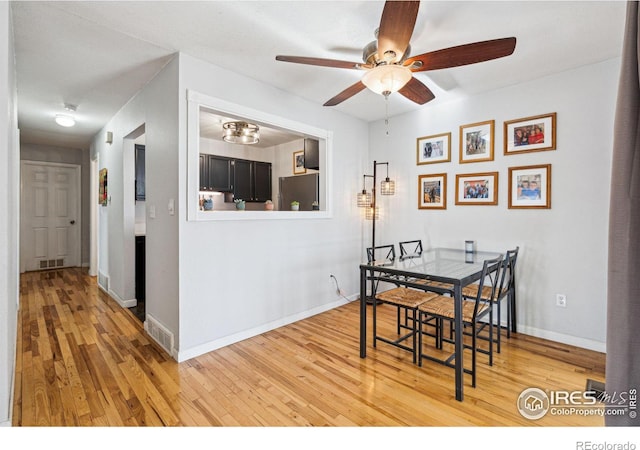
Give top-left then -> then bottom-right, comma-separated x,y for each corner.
70,220 -> 76,225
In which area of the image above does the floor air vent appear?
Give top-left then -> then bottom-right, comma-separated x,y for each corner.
585,379 -> 606,401
146,314 -> 174,355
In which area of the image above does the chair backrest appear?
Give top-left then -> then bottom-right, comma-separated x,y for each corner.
472,255 -> 503,319
366,244 -> 396,264
496,246 -> 519,298
399,240 -> 423,258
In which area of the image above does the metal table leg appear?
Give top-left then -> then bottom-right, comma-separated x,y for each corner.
360,267 -> 367,358
453,284 -> 464,401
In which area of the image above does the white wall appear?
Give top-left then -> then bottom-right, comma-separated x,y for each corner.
176,53 -> 368,360
0,0 -> 19,426
369,58 -> 620,351
93,55 -> 180,344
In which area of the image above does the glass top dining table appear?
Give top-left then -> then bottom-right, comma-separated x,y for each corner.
358,247 -> 504,401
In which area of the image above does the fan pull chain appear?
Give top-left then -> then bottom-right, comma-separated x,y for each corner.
384,94 -> 390,136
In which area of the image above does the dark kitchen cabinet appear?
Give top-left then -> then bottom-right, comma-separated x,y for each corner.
199,154 -> 271,202
200,154 -> 233,192
253,161 -> 272,202
233,159 -> 272,202
135,144 -> 145,201
199,154 -> 207,191
232,159 -> 252,200
303,138 -> 319,170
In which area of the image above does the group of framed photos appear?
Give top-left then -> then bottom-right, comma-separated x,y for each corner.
416,112 -> 556,210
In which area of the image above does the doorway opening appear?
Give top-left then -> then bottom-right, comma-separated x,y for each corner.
123,126 -> 146,322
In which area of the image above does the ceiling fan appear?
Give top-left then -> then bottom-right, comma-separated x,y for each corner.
275,1 -> 516,106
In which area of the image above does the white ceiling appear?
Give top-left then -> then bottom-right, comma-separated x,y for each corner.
11,1 -> 627,150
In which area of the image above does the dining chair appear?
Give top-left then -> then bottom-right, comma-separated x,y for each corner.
398,239 -> 454,294
399,239 -> 423,258
417,255 -> 503,387
501,247 -> 519,342
462,246 -> 519,353
366,244 -> 439,363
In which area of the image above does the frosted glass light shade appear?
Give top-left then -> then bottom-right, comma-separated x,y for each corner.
362,65 -> 412,96
55,114 -> 75,127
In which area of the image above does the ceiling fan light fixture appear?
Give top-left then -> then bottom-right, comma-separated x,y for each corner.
362,64 -> 412,97
222,121 -> 260,144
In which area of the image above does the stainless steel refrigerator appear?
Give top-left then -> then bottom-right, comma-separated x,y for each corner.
278,173 -> 319,211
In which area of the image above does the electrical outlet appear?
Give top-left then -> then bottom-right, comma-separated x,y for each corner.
556,294 -> 567,308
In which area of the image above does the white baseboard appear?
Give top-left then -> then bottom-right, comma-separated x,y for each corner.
177,294 -> 356,362
517,324 -> 606,353
97,283 -> 137,308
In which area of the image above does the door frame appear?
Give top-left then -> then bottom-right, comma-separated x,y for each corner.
19,160 -> 82,273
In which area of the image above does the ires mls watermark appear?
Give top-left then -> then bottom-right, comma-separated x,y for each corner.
517,387 -> 637,420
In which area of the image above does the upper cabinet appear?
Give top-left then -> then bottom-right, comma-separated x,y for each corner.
232,159 -> 252,200
200,154 -> 233,192
199,154 -> 271,202
303,138 -> 319,170
252,161 -> 272,202
135,144 -> 145,201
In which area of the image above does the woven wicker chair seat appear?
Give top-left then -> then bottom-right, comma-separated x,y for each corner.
418,295 -> 489,322
410,278 -> 454,290
376,287 -> 439,308
462,284 -> 508,301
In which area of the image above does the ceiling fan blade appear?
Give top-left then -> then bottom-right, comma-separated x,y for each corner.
323,81 -> 367,106
276,55 -> 366,70
377,1 -> 420,63
406,37 -> 517,72
398,77 -> 435,105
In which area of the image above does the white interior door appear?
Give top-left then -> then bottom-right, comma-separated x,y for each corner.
21,161 -> 81,272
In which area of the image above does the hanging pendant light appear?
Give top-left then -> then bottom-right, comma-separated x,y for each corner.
357,175 -> 372,207
380,164 -> 395,195
365,205 -> 380,220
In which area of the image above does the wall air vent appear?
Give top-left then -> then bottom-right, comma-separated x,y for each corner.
98,272 -> 109,291
145,314 -> 174,355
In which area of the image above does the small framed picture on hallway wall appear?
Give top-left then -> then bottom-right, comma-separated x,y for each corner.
99,168 -> 107,206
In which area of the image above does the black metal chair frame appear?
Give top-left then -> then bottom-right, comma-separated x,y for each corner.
417,255 -> 503,387
489,247 -> 519,351
367,244 -> 438,363
398,240 -> 454,295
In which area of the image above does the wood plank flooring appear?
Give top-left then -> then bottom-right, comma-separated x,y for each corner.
13,268 -> 606,427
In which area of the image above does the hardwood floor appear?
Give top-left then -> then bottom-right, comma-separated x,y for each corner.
13,268 -> 606,427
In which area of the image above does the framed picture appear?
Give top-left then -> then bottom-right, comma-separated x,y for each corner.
459,120 -> 494,163
504,112 -> 557,155
293,150 -> 306,174
455,172 -> 499,205
418,173 -> 447,210
508,164 -> 552,209
416,132 -> 451,165
99,168 -> 108,206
